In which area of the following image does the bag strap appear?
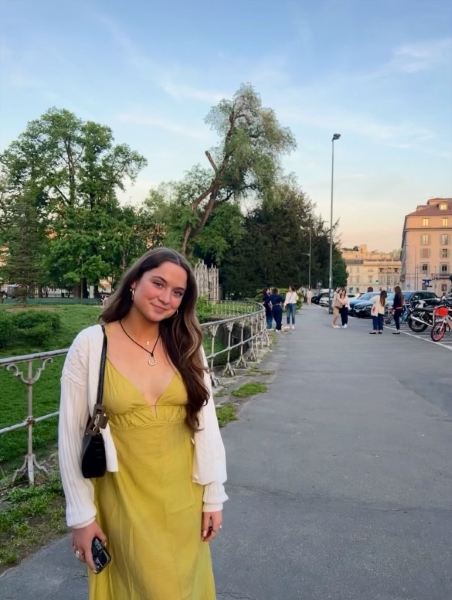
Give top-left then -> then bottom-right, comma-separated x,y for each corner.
85,325 -> 108,436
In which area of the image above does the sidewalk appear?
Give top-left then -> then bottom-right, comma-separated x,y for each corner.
2,307 -> 452,599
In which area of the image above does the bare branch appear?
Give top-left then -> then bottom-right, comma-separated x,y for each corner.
205,151 -> 218,175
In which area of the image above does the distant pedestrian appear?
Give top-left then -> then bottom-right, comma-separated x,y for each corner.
284,285 -> 298,330
306,289 -> 313,306
370,290 -> 387,334
262,288 -> 273,330
269,287 -> 284,332
392,286 -> 404,335
339,289 -> 350,328
331,289 -> 344,329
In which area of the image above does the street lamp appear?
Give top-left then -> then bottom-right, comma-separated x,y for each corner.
328,133 -> 341,313
300,226 -> 312,290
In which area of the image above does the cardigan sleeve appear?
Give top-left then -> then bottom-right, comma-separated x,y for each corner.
197,347 -> 228,512
58,332 -> 97,528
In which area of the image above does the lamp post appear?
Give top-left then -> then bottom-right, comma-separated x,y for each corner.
300,226 -> 312,290
328,133 -> 341,313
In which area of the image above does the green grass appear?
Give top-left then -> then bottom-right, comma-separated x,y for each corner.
0,306 -> 101,468
0,470 -> 67,571
216,403 -> 238,427
232,382 -> 268,398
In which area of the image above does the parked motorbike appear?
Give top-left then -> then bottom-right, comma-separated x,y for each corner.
407,299 -> 452,333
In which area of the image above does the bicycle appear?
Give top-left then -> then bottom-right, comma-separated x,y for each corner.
430,306 -> 452,342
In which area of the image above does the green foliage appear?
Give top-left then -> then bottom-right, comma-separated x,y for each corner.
232,382 -> 268,397
0,473 -> 66,568
180,84 -> 297,253
216,403 -> 238,427
0,107 -> 148,296
0,311 -> 13,348
9,311 -> 61,345
196,296 -> 213,324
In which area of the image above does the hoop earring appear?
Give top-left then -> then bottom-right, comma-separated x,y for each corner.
130,288 -> 135,301
171,309 -> 179,319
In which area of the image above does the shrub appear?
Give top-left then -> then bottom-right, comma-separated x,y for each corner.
0,312 -> 14,348
196,297 -> 213,324
10,310 -> 61,345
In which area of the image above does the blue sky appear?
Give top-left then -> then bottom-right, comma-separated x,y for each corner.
1,0 -> 451,250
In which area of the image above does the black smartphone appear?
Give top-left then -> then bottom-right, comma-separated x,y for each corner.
92,537 -> 111,575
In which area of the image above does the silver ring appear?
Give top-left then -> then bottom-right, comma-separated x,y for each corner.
75,550 -> 83,560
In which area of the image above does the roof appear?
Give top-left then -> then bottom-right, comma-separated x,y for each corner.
406,199 -> 452,217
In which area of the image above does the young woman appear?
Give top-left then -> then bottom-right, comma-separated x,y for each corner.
269,287 -> 285,332
370,290 -> 387,334
262,287 -> 273,330
284,285 -> 299,330
59,248 -> 227,599
332,288 -> 344,329
392,286 -> 404,334
339,289 -> 350,329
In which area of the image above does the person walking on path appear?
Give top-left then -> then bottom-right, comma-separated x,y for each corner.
58,247 -> 227,600
370,290 -> 387,334
331,288 -> 344,329
284,285 -> 299,330
306,288 -> 313,306
339,289 -> 350,329
269,287 -> 285,332
392,286 -> 404,335
262,287 -> 273,330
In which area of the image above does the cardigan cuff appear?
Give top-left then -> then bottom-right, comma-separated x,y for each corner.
203,503 -> 223,513
71,516 -> 96,530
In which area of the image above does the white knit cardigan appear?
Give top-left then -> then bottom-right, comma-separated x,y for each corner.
58,324 -> 228,529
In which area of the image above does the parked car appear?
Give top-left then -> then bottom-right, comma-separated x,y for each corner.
354,290 -> 438,319
312,291 -> 329,305
349,292 -> 380,316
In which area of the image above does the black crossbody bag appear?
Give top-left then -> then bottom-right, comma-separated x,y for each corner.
81,326 -> 109,479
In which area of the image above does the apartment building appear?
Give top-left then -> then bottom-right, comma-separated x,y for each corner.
342,244 -> 401,294
401,198 -> 452,295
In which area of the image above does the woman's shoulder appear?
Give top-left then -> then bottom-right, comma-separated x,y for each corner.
68,324 -> 104,355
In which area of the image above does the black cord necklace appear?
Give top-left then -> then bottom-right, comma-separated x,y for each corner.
120,321 -> 160,366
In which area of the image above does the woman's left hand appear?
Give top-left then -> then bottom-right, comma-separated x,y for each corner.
201,510 -> 223,542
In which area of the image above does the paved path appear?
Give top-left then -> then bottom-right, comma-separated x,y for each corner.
1,307 -> 452,599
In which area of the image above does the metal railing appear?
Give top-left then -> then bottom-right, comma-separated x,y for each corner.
0,302 -> 268,484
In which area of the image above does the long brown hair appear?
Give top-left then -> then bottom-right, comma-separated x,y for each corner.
101,248 -> 208,431
380,290 -> 387,307
394,285 -> 403,304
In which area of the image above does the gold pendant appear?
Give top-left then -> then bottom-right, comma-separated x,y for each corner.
148,353 -> 157,367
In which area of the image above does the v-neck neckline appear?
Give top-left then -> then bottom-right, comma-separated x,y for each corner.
106,358 -> 177,409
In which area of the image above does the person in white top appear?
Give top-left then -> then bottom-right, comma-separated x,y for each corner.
58,247 -> 227,598
284,285 -> 299,330
306,289 -> 313,305
370,290 -> 387,334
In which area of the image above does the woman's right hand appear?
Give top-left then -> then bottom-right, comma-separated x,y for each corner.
72,521 -> 107,572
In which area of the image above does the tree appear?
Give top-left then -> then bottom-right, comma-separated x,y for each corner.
0,108 -> 147,295
0,183 -> 48,301
179,84 -> 296,254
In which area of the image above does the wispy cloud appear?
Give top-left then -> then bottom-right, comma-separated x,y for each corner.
116,112 -> 207,139
377,38 -> 452,75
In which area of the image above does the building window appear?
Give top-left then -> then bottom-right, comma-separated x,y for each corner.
440,264 -> 449,273
422,218 -> 429,227
420,248 -> 431,259
441,284 -> 447,292
421,264 -> 429,273
443,218 -> 449,227
440,234 -> 450,245
356,277 -> 360,283
420,234 -> 430,246
440,203 -> 448,210
368,276 -> 372,283
441,248 -> 449,258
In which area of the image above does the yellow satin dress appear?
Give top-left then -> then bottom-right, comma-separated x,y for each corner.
89,360 -> 216,600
